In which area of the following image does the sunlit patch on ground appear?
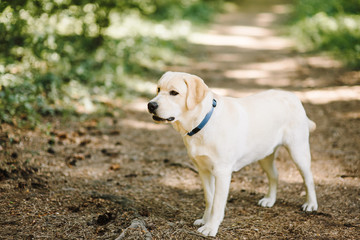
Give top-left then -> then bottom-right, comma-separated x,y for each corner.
296,86 -> 360,104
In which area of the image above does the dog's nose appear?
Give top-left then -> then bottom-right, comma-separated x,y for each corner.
147,102 -> 158,114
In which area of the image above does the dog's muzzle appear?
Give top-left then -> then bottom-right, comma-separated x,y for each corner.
147,101 -> 175,122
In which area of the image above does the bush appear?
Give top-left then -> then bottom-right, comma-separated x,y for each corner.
290,0 -> 360,69
0,0 -> 223,127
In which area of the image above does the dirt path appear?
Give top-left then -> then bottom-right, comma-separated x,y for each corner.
1,0 -> 359,239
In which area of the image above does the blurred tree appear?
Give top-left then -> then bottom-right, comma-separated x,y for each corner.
291,0 -> 360,69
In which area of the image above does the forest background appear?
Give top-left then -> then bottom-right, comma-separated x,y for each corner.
1,0 -> 359,127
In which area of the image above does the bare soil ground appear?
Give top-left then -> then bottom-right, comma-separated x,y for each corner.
1,0 -> 359,239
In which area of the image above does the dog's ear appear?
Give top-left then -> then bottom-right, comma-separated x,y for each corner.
184,74 -> 209,110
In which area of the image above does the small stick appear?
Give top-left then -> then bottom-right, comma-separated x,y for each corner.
115,218 -> 152,240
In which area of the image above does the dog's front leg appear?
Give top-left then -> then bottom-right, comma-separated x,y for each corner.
197,170 -> 232,237
194,170 -> 215,226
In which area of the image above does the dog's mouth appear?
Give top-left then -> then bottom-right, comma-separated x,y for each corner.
152,115 -> 175,122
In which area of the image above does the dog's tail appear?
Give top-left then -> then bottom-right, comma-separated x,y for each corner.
308,119 -> 316,132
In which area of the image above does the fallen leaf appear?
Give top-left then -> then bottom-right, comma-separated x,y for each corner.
109,164 -> 121,171
72,154 -> 85,160
79,139 -> 91,146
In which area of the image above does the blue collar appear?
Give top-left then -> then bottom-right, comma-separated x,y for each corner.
187,99 -> 217,136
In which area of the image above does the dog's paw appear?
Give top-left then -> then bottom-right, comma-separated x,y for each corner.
302,202 -> 318,212
193,219 -> 205,226
258,197 -> 276,208
198,224 -> 218,237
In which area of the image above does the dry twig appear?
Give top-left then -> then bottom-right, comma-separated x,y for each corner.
115,218 -> 152,240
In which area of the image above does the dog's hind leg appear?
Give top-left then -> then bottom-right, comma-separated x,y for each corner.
286,141 -> 318,211
258,152 -> 278,208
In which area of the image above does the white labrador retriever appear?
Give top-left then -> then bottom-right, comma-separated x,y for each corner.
148,72 -> 318,237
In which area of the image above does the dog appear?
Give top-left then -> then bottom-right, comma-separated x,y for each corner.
147,72 -> 318,237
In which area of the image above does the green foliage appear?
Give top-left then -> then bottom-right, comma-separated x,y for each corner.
290,0 -> 360,69
292,0 -> 360,19
0,0 -> 223,127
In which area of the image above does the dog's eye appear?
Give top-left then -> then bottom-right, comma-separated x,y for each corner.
169,90 -> 179,96
157,87 -> 160,93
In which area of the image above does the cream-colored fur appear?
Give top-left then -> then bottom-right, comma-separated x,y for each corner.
148,72 -> 318,237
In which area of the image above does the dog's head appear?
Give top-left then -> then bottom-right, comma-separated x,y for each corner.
148,72 -> 209,123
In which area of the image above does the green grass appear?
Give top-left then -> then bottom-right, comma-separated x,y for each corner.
289,0 -> 360,69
